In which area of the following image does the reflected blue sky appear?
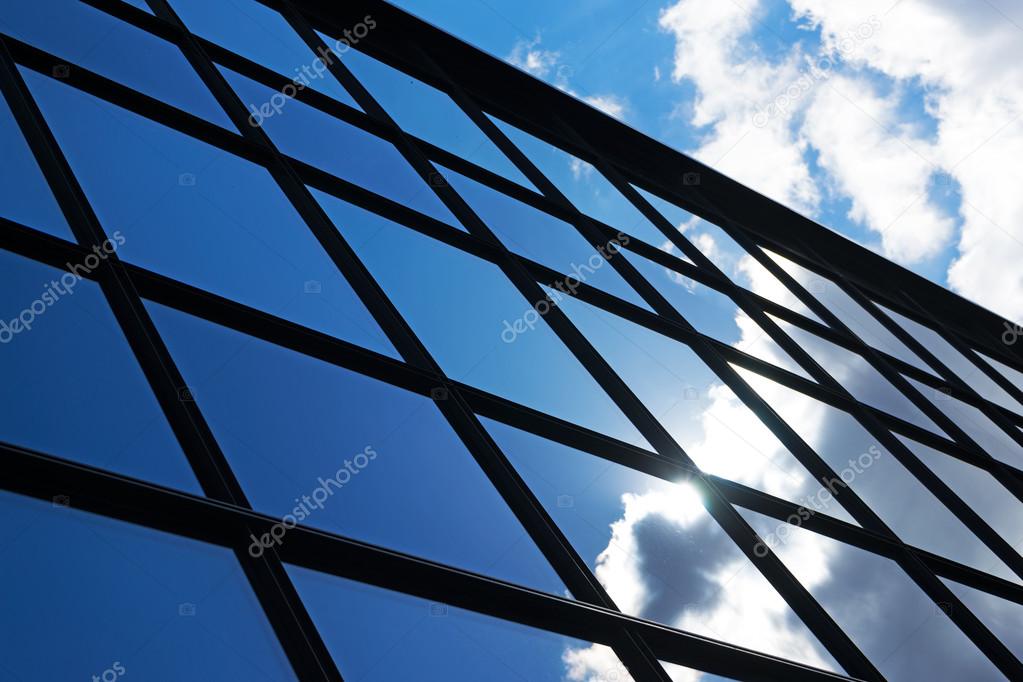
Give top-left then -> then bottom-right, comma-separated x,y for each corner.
2,3 -> 1022,682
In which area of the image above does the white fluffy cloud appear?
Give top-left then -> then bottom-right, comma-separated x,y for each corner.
659,0 -> 1023,322
507,36 -> 629,120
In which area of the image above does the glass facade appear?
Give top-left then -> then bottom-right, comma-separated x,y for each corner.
2,2 -> 1022,682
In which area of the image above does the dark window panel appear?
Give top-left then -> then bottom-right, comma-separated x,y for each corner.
1,0 -> 233,129
0,90 -> 72,238
221,66 -> 459,227
740,507 -> 1006,682
147,301 -> 569,596
22,69 -> 397,358
736,365 -> 1017,581
436,164 -> 652,309
313,187 -> 652,447
0,250 -> 201,493
336,44 -> 537,190
483,417 -> 843,671
167,0 -> 360,107
0,489 -> 296,681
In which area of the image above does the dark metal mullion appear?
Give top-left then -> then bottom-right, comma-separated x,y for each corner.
139,9 -> 675,682
401,52 -> 889,682
699,227 -> 1023,675
601,173 -> 1023,584
0,36 -> 344,682
0,442 -> 863,682
273,11 -> 677,682
5,215 -> 1021,615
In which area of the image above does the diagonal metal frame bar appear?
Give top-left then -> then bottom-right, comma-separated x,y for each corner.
0,36 -> 344,682
2,214 -> 1020,611
1,0 -> 1021,679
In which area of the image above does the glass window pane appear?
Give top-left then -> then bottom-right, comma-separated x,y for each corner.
777,317 -> 943,433
287,565 -> 636,682
147,300 -> 569,595
488,116 -> 668,247
437,164 -> 650,309
337,46 -> 536,189
733,250 -> 824,324
0,250 -> 200,493
622,249 -> 814,381
23,69 -> 397,358
906,376 -> 1023,469
736,366 -> 1017,580
883,305 -> 1023,415
1,0 -> 233,129
944,579 -> 1023,663
740,508 -> 1006,682
549,292 -> 852,518
898,435 -> 1023,556
222,66 -> 459,227
767,251 -> 933,374
484,418 -> 842,670
313,188 -> 651,447
167,0 -> 359,107
0,90 -> 72,239
979,352 -> 1023,396
0,490 -> 296,681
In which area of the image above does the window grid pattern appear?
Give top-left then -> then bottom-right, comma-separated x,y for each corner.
1,1 -> 1023,681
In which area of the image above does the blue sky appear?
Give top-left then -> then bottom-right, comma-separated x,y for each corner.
390,0 -> 1023,326
4,2 -> 1023,681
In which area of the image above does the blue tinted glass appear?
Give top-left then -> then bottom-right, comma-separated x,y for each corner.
147,301 -> 568,594
547,293 -> 855,519
733,250 -> 824,323
313,188 -> 651,447
621,249 -> 814,380
0,490 -> 296,681
737,367 -> 1016,579
338,47 -> 536,189
0,250 -> 200,493
777,318 -> 943,433
768,251 -> 933,374
0,0 -> 233,129
899,435 -> 1023,556
286,565 -> 631,681
484,418 -> 841,669
222,67 -> 459,227
906,376 -> 1023,469
0,91 -> 72,239
882,305 -> 1023,415
740,508 -> 1005,682
23,69 -> 397,358
167,0 -> 359,107
437,164 -> 650,308
489,116 -> 667,246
